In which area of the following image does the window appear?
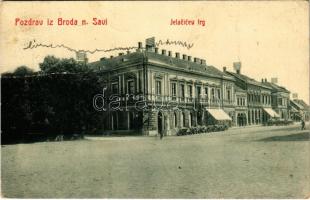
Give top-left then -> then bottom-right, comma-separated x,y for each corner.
217,89 -> 221,100
196,86 -> 201,98
182,112 -> 186,127
180,84 -> 185,99
278,98 -> 283,106
171,82 -> 177,97
155,80 -> 161,95
205,87 -> 208,100
227,90 -> 231,101
127,80 -> 135,94
111,82 -> 119,94
188,85 -> 193,98
237,98 -> 240,106
211,88 -> 215,100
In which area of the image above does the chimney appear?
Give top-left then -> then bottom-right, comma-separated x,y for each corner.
188,56 -> 192,61
138,42 -> 143,49
110,55 -> 114,58
233,62 -> 241,74
126,51 -> 130,54
271,77 -> 278,84
168,51 -> 172,57
223,67 -> 227,72
182,54 -> 187,60
200,59 -> 206,65
194,57 -> 200,63
155,47 -> 159,54
292,93 -> 298,99
162,49 -> 166,55
76,51 -> 88,63
119,53 -> 124,56
175,52 -> 180,59
261,78 -> 264,83
265,78 -> 267,82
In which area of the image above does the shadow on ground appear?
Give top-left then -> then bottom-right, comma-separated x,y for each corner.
259,131 -> 310,142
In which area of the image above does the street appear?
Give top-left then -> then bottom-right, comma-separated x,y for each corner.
1,124 -> 309,198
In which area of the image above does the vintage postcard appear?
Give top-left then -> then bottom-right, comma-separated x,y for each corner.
1,1 -> 309,198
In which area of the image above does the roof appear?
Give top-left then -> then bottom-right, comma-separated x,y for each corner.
146,51 -> 227,79
89,52 -> 144,71
262,81 -> 290,93
235,85 -> 246,93
225,71 -> 272,90
88,49 -> 234,81
293,99 -> 310,110
290,100 -> 305,110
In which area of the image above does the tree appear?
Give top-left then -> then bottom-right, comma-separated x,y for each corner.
1,72 -> 13,77
39,55 -> 90,73
13,66 -> 34,76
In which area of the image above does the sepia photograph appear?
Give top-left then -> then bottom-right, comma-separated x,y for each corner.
1,1 -> 309,198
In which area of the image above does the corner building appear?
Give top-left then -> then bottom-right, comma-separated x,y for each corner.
90,41 -> 235,136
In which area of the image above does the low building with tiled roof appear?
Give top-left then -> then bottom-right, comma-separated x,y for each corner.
261,79 -> 290,120
224,64 -> 277,126
290,99 -> 310,121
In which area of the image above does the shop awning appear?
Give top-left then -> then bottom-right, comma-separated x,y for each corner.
263,108 -> 280,118
206,108 -> 232,121
290,106 -> 299,113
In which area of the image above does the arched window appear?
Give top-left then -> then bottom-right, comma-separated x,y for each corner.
182,112 -> 186,127
189,113 -> 193,127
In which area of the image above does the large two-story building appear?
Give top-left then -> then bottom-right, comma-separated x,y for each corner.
90,41 -> 235,136
88,38 -> 299,135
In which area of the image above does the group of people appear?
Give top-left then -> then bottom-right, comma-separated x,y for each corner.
158,120 -> 306,139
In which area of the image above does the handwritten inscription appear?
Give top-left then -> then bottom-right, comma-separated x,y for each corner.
23,38 -> 194,54
23,40 -> 137,54
156,39 -> 194,50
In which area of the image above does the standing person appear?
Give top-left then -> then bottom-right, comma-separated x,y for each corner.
159,131 -> 163,140
301,120 -> 305,130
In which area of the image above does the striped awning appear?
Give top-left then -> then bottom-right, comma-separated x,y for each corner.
263,108 -> 280,118
206,108 -> 232,121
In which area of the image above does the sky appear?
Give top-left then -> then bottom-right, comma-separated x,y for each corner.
1,1 -> 309,103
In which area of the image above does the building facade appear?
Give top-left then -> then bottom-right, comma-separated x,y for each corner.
89,38 -> 304,136
290,99 -> 310,121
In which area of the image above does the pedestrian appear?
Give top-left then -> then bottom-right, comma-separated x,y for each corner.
301,120 -> 305,130
159,131 -> 163,140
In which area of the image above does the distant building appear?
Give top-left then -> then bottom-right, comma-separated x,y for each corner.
261,79 -> 290,120
224,67 -> 276,126
290,99 -> 310,121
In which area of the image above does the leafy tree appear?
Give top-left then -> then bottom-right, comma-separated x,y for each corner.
13,66 -> 34,76
1,72 -> 13,77
39,55 -> 90,73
